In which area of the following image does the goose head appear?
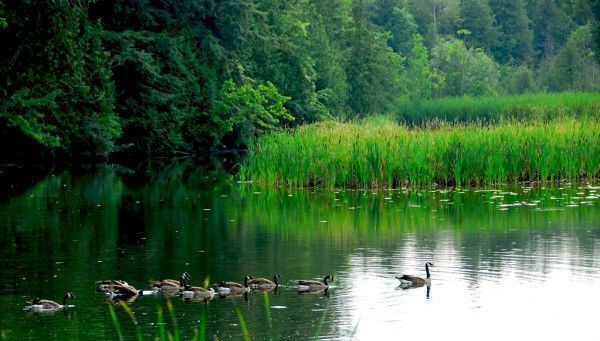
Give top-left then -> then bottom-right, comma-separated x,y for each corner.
63,292 -> 75,305
323,275 -> 334,285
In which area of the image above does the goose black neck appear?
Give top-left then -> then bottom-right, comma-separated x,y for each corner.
273,275 -> 279,287
323,276 -> 329,285
425,263 -> 430,278
243,277 -> 249,288
62,295 -> 69,306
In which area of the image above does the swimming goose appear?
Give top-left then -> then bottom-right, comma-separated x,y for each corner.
248,273 -> 281,289
24,292 -> 75,312
181,278 -> 215,299
217,275 -> 252,294
395,262 -> 433,287
106,283 -> 144,298
96,280 -> 130,292
151,272 -> 190,290
294,275 -> 334,292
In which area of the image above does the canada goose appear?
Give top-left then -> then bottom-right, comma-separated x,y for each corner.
181,278 -> 215,300
151,272 -> 190,290
106,283 -> 144,298
217,275 -> 252,294
96,280 -> 130,292
24,292 -> 75,312
395,262 -> 433,287
248,274 -> 281,289
294,275 -> 334,292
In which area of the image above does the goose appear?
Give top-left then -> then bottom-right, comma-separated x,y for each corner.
181,278 -> 215,300
294,275 -> 334,292
217,275 -> 252,294
96,280 -> 130,292
395,262 -> 433,287
24,292 -> 75,312
247,273 -> 281,289
151,272 -> 190,290
105,282 -> 157,298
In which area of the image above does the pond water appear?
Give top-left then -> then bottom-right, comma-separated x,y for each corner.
0,161 -> 599,340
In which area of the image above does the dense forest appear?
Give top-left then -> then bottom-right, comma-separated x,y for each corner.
1,0 -> 600,158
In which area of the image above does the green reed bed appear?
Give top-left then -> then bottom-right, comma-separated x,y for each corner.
396,92 -> 600,124
240,118 -> 600,188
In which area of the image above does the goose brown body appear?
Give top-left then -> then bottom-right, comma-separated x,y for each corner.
294,275 -> 333,291
151,272 -> 190,289
25,292 -> 75,311
96,280 -> 129,291
217,276 -> 252,293
395,262 -> 433,287
248,274 -> 281,289
107,283 -> 141,298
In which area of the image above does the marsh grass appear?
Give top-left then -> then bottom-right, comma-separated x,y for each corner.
396,92 -> 600,124
240,117 -> 600,188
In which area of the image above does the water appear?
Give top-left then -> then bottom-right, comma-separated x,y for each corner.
0,161 -> 599,340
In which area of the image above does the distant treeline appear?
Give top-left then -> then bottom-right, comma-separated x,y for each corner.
1,0 -> 600,157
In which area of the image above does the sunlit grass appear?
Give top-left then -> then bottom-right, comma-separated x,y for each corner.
396,92 -> 600,124
240,117 -> 600,188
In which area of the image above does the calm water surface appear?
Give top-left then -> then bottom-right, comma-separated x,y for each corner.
0,161 -> 599,340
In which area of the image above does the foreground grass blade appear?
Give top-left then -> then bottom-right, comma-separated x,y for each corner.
108,304 -> 124,341
312,299 -> 332,340
235,307 -> 251,341
157,306 -> 166,341
166,299 -> 180,341
118,300 -> 143,341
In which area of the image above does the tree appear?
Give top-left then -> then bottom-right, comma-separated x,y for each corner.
216,80 -> 293,147
532,0 -> 572,60
406,0 -> 461,49
371,0 -> 419,56
459,0 -> 498,53
347,0 -> 403,115
308,0 -> 350,117
405,34 -> 433,99
0,1 -> 120,156
543,25 -> 600,91
430,38 -> 498,97
490,0 -> 534,64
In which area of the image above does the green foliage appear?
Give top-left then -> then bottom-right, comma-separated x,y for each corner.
532,0 -> 572,59
0,1 -> 120,156
242,116 -> 600,188
2,0 -> 600,157
459,0 -> 499,53
396,92 -> 600,124
430,38 -> 498,97
500,65 -> 538,95
490,0 -> 534,64
216,80 -> 293,148
347,0 -> 404,116
542,25 -> 600,91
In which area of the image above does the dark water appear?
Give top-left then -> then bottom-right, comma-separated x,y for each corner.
0,161 -> 599,340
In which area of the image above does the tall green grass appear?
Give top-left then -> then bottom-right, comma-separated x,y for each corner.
240,117 -> 600,188
396,92 -> 600,124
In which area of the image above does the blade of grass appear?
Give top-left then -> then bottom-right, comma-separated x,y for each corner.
166,299 -> 180,341
118,300 -> 143,341
157,306 -> 166,341
312,299 -> 332,340
235,307 -> 251,341
262,292 -> 272,340
108,304 -> 124,341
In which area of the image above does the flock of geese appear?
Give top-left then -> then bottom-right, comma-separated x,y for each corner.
23,263 -> 433,312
